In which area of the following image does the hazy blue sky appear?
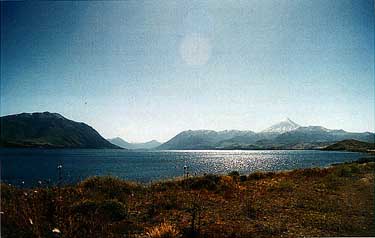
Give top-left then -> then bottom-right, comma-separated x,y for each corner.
1,0 -> 374,142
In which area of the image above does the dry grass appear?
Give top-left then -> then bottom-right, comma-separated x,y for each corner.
1,161 -> 374,238
145,222 -> 179,238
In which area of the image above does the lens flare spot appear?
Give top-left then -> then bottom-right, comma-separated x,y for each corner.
180,33 -> 211,66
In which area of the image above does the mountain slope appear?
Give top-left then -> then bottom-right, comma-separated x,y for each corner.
215,132 -> 278,148
157,130 -> 255,150
107,137 -> 133,149
0,112 -> 120,149
157,130 -> 221,150
108,137 -> 161,149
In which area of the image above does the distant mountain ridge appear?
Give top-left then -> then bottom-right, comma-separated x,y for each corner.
273,126 -> 374,144
0,112 -> 120,149
157,119 -> 374,150
1,113 -> 373,150
108,137 -> 161,149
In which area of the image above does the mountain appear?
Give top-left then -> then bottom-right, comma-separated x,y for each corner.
322,139 -> 375,153
157,119 -> 374,150
135,140 -> 162,149
108,137 -> 161,149
4,113 -> 372,150
262,118 -> 300,133
0,112 -> 120,149
107,137 -> 133,149
274,126 -> 374,145
157,130 -> 255,150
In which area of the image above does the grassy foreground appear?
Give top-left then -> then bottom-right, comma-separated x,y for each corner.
1,161 -> 374,238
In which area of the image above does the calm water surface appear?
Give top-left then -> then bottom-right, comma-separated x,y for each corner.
0,149 -> 364,187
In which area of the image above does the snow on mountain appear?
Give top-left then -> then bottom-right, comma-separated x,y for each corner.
262,118 -> 300,133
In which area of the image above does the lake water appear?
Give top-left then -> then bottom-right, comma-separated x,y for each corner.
0,149 -> 364,187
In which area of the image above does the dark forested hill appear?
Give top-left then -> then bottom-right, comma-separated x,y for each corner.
0,112 -> 120,149
322,139 -> 375,152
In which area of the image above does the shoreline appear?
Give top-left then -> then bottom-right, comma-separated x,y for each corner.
2,160 -> 374,237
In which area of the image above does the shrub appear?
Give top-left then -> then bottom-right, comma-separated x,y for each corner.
356,157 -> 375,164
248,171 -> 274,180
70,199 -> 127,222
239,175 -> 247,182
293,167 -> 330,177
184,195 -> 203,238
0,183 -> 15,201
145,222 -> 179,238
335,166 -> 352,177
71,199 -> 97,216
219,176 -> 235,191
154,192 -> 179,210
271,180 -> 294,192
78,176 -> 140,199
228,171 -> 240,177
98,199 -> 128,221
152,181 -> 180,192
243,199 -> 258,219
187,174 -> 220,190
324,173 -> 343,190
348,164 -> 360,174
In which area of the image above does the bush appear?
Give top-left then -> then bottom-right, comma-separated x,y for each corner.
324,173 -> 343,190
98,199 -> 128,221
152,181 -> 180,192
348,164 -> 360,174
293,167 -> 329,177
70,199 -> 127,222
0,183 -> 14,201
243,199 -> 258,219
71,199 -> 97,216
219,176 -> 236,191
271,180 -> 294,192
239,175 -> 247,182
248,171 -> 274,180
356,157 -> 375,164
78,176 -> 140,199
335,166 -> 352,177
153,192 -> 179,210
187,174 -> 220,190
228,171 -> 240,177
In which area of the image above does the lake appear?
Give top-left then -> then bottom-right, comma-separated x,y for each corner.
0,148 -> 364,187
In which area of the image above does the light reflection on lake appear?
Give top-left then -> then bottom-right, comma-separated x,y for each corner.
0,149 -> 364,187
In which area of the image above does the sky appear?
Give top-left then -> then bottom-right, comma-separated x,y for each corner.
1,0 -> 374,142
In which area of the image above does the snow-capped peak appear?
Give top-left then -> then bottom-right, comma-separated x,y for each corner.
262,118 -> 300,133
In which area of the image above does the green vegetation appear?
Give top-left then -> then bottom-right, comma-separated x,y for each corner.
1,162 -> 374,238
